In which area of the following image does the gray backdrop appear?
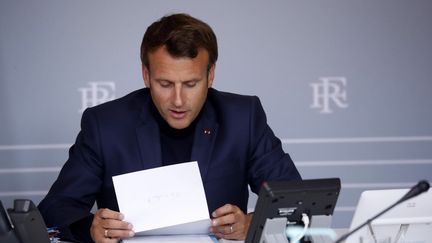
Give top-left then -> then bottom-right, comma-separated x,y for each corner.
1,0 -> 431,228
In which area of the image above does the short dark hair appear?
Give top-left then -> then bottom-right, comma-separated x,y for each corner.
140,13 -> 218,71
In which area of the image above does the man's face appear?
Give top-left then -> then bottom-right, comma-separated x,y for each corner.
142,46 -> 215,129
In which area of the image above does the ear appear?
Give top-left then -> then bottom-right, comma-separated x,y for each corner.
142,64 -> 150,87
207,64 -> 215,88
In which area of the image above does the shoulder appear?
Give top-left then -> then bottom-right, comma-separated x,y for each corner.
205,88 -> 268,129
80,88 -> 150,129
207,88 -> 262,111
84,88 -> 150,116
208,88 -> 258,102
207,88 -> 265,117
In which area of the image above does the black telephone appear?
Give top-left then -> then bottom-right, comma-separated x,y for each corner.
0,199 -> 50,243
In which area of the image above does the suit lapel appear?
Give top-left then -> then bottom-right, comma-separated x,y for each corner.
134,92 -> 218,176
135,97 -> 163,170
191,102 -> 218,182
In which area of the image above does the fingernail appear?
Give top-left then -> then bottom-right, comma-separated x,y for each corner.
212,212 -> 216,217
129,231 -> 135,237
128,223 -> 133,229
212,219 -> 217,226
119,213 -> 124,220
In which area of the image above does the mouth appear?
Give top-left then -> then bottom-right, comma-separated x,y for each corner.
169,109 -> 187,119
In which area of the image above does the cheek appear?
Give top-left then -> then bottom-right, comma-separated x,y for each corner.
189,88 -> 208,108
151,89 -> 171,108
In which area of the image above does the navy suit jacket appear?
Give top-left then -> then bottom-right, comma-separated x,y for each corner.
38,88 -> 301,241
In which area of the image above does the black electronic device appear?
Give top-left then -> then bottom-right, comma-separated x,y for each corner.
245,178 -> 341,243
0,199 -> 50,243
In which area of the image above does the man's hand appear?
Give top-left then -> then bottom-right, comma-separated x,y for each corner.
210,204 -> 253,240
90,208 -> 135,243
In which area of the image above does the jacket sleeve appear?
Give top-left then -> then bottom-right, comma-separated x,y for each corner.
38,108 -> 104,241
246,96 -> 302,194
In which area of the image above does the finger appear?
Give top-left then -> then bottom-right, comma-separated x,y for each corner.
211,212 -> 252,240
102,218 -> 133,230
212,213 -> 236,227
212,229 -> 242,241
97,236 -> 119,243
104,228 -> 135,240
91,209 -> 134,243
94,229 -> 119,243
100,236 -> 120,243
212,204 -> 237,218
97,208 -> 124,220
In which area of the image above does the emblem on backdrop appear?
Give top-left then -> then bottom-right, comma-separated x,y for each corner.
78,81 -> 116,113
310,77 -> 348,114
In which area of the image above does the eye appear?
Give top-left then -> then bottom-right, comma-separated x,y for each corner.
184,81 -> 197,88
158,80 -> 172,88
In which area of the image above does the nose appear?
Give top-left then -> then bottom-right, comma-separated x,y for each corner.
173,84 -> 184,107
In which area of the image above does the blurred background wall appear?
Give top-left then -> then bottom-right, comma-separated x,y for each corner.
1,0 -> 431,228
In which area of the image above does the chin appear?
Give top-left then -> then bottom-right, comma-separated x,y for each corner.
169,121 -> 190,130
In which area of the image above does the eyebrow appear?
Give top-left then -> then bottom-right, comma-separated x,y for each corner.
154,78 -> 202,83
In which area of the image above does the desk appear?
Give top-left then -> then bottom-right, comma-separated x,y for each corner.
58,229 -> 349,243
219,228 -> 348,243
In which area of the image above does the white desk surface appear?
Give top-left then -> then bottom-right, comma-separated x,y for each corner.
219,228 -> 348,243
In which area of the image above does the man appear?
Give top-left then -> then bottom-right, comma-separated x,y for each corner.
38,13 -> 301,243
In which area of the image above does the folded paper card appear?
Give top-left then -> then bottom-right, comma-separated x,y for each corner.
123,234 -> 217,243
113,161 -> 211,235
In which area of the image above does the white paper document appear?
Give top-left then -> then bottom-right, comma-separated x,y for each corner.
112,161 -> 211,235
123,234 -> 217,243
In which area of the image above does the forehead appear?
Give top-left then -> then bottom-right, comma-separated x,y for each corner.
147,46 -> 209,74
